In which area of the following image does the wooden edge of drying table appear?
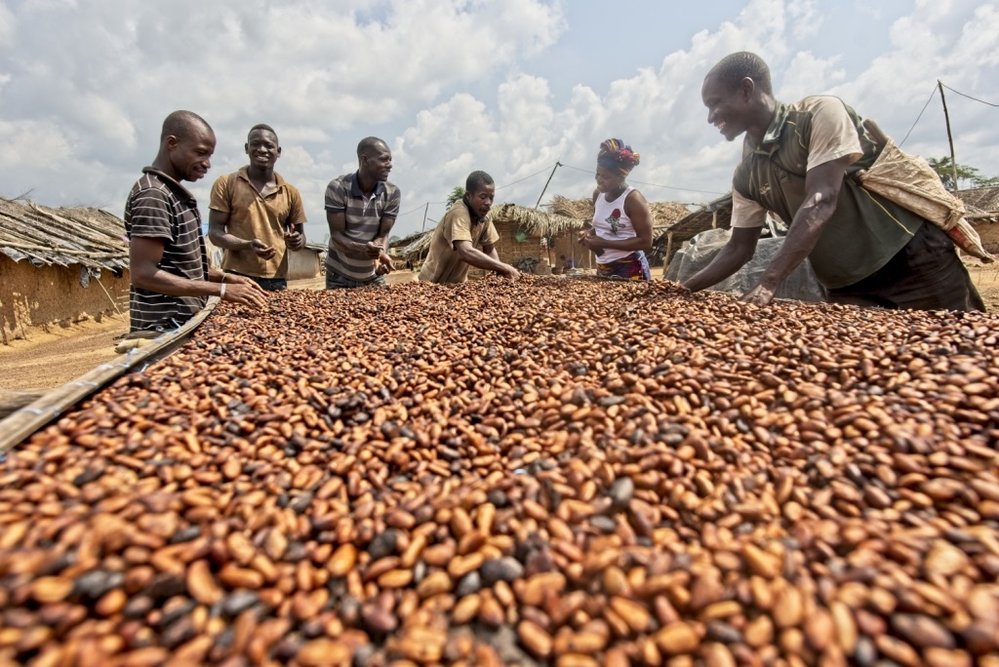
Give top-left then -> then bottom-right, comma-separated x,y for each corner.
0,297 -> 220,454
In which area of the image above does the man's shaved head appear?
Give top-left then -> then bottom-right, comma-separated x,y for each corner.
706,52 -> 773,95
161,110 -> 213,142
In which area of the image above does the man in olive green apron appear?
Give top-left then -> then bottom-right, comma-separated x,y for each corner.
684,51 -> 984,312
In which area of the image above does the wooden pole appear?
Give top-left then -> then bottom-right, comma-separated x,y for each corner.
533,162 -> 562,209
532,162 -> 562,270
938,80 -> 960,192
664,232 -> 674,273
420,203 -> 429,232
94,276 -> 126,318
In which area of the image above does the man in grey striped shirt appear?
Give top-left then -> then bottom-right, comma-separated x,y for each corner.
324,137 -> 401,288
125,111 -> 266,336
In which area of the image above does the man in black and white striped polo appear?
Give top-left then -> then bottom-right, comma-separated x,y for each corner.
124,111 -> 266,340
323,137 -> 401,289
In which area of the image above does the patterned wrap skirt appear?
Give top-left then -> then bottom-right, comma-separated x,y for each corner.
596,251 -> 651,281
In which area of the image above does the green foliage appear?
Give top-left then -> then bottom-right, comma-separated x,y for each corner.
927,156 -> 999,190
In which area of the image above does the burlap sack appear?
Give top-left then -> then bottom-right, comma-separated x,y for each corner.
856,138 -> 994,263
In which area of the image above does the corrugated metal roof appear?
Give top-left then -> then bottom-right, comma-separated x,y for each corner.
0,198 -> 128,271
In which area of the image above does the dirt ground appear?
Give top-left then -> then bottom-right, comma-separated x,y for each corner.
966,261 -> 999,311
0,315 -> 130,394
1,265 -> 996,396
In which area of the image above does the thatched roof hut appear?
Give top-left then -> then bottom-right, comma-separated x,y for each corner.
956,186 -> 999,254
0,198 -> 130,343
550,195 -> 692,239
956,186 -> 999,223
652,193 -> 733,265
490,203 -> 582,237
662,193 -> 733,241
390,230 -> 428,253
0,198 -> 128,271
399,227 -> 435,259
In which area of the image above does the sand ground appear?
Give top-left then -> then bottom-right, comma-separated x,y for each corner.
2,265 -> 997,395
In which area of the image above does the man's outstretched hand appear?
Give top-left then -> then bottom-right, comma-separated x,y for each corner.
223,275 -> 268,309
741,283 -> 776,306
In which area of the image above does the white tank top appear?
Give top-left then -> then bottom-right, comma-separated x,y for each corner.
592,186 -> 636,263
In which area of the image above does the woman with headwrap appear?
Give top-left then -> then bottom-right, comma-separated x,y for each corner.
580,139 -> 654,280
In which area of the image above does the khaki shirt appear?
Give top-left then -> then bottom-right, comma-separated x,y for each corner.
419,200 -> 500,284
729,96 -> 921,288
732,96 -> 863,230
209,168 -> 306,278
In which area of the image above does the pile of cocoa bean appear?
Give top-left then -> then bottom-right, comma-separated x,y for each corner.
1,277 -> 997,667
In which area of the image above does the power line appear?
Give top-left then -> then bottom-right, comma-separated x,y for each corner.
398,200 -> 448,216
560,163 -> 727,197
399,158 -> 724,221
940,83 -> 999,108
398,164 -> 556,219
495,163 -> 559,190
397,202 -> 430,217
898,82 -> 998,149
899,85 -> 937,147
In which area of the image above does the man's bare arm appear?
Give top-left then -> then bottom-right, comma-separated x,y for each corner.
682,227 -> 762,292
742,155 -> 853,305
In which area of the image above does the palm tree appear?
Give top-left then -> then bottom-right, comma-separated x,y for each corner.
446,186 -> 465,208
927,157 -> 999,190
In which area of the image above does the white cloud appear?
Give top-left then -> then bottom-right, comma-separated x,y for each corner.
20,0 -> 79,10
0,120 -> 73,170
0,3 -> 14,49
0,0 -> 565,223
0,0 -> 996,245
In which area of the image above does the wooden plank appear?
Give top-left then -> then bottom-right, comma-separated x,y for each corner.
0,390 -> 44,420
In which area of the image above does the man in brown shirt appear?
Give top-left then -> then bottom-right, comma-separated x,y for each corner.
208,124 -> 307,291
419,171 -> 519,284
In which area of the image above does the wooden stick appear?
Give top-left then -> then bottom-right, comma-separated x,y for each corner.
0,240 -> 124,256
93,276 -> 126,318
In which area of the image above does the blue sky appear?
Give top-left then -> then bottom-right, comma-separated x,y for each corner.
0,0 -> 996,242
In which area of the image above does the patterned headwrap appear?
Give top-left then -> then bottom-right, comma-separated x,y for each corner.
597,138 -> 641,175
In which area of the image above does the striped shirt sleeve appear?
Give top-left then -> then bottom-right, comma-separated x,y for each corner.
325,179 -> 347,213
128,186 -> 176,240
384,186 -> 401,218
